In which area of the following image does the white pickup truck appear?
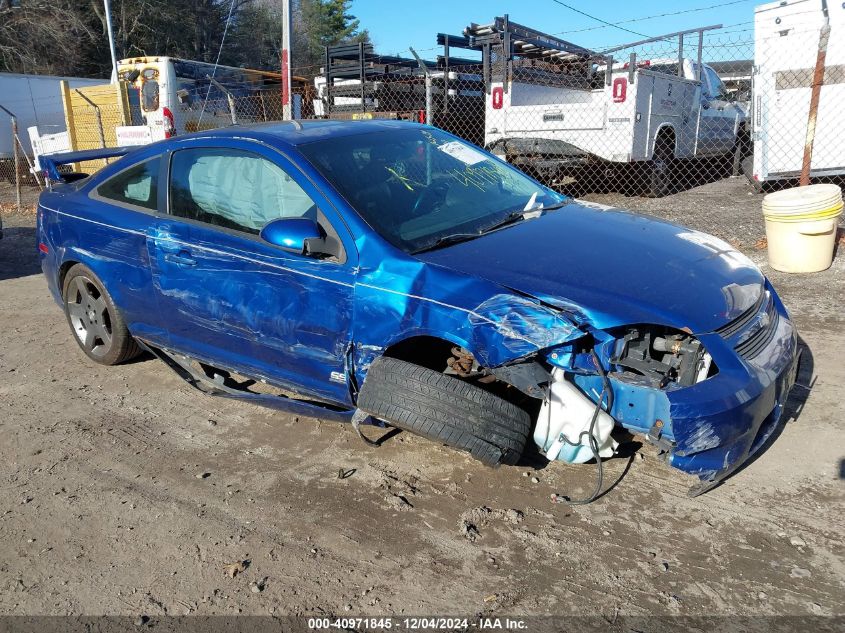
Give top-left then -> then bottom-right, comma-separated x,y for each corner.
463,19 -> 748,196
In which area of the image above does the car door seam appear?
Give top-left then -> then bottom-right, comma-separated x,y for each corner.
42,204 -> 543,347
154,236 -> 354,288
42,204 -> 353,288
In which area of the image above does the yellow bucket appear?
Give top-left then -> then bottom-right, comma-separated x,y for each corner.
762,184 -> 843,273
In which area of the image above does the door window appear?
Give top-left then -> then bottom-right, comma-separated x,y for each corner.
96,157 -> 161,211
141,79 -> 159,112
168,148 -> 318,234
704,67 -> 727,100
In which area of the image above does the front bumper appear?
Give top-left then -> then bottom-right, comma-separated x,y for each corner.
661,292 -> 800,490
668,338 -> 799,492
566,285 -> 799,492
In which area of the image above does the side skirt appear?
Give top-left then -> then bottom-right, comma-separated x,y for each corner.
138,340 -> 355,424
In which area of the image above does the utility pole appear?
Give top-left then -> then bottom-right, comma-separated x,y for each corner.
800,0 -> 830,186
281,0 -> 293,120
104,0 -> 119,83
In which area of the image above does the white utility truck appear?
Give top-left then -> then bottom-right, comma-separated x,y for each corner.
748,0 -> 845,188
455,17 -> 748,196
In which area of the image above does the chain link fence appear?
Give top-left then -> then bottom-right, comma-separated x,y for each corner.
2,13 -> 843,208
309,28 -> 758,199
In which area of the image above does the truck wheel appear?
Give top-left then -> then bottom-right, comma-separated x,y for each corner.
741,155 -> 763,193
62,264 -> 141,365
648,141 -> 674,197
731,141 -> 743,177
731,131 -> 752,177
357,357 -> 532,467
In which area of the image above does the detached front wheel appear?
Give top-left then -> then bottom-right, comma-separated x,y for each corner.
62,263 -> 141,365
357,357 -> 532,467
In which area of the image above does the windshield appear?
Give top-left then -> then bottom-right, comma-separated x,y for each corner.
298,127 -> 567,253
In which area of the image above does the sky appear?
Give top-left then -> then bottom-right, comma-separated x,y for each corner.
349,0 -> 759,58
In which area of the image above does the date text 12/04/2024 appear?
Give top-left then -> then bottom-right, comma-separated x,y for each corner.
307,617 -> 528,629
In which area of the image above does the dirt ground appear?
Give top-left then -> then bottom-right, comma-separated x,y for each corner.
0,175 -> 843,624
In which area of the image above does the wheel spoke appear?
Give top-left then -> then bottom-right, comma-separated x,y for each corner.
92,296 -> 108,319
67,302 -> 86,320
69,277 -> 86,303
82,325 -> 96,350
97,322 -> 113,348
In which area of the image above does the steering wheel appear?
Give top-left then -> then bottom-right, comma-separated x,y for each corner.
410,180 -> 450,217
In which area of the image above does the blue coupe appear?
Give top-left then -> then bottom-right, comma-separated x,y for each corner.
36,121 -> 799,497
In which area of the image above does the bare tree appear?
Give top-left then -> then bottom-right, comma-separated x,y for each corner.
0,1 -> 99,75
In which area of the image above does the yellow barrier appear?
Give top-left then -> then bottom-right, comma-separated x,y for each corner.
60,81 -> 132,173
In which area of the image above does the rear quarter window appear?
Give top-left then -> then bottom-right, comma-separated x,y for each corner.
96,158 -> 161,211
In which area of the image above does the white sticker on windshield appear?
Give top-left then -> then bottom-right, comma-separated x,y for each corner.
437,140 -> 488,165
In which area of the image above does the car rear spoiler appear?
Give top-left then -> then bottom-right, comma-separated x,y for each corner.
40,146 -> 137,182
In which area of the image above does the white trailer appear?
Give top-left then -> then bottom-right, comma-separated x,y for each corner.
459,18 -> 748,196
749,0 -> 845,187
0,72 -> 103,161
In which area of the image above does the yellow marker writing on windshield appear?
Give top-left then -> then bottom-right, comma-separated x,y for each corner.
385,166 -> 420,192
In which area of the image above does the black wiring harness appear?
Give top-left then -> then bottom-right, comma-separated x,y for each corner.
551,348 -> 614,505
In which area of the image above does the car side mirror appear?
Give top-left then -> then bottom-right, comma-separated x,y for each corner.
260,217 -> 323,255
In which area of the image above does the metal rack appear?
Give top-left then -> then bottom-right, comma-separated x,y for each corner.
448,15 -> 722,92
318,40 -> 486,144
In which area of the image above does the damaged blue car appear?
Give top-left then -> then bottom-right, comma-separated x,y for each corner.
36,120 -> 799,497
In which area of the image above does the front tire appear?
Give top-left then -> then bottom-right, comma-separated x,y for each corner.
357,357 -> 532,467
648,139 -> 674,198
62,264 -> 141,365
741,155 -> 763,193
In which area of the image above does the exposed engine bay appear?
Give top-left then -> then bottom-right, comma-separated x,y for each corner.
611,326 -> 715,388
441,325 -> 720,502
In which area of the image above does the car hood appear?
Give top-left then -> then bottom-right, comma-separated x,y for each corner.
415,201 -> 764,333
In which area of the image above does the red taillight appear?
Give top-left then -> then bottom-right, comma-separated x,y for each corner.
162,107 -> 176,138
38,243 -> 49,254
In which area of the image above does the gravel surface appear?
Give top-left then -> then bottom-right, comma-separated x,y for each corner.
0,176 -> 843,620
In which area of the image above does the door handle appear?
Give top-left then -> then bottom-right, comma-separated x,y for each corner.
164,251 -> 197,267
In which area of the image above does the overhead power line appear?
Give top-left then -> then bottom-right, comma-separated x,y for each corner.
198,0 -> 237,125
548,0 -> 652,38
554,0 -> 756,37
619,0 -> 755,23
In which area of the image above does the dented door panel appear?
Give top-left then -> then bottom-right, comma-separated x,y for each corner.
149,219 -> 355,406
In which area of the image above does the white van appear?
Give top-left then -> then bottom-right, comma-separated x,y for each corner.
117,57 -> 290,139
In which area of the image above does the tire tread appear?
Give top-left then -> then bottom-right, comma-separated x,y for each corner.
357,357 -> 532,467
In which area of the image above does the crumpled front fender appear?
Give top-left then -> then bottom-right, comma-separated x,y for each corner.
351,255 -> 584,379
